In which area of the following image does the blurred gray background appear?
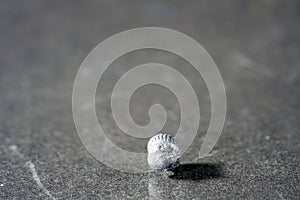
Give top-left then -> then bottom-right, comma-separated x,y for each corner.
0,0 -> 299,199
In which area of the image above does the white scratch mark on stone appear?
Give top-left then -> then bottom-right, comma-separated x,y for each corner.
9,145 -> 56,200
26,161 -> 56,200
278,192 -> 285,200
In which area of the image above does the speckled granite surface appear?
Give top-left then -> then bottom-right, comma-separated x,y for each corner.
0,0 -> 299,199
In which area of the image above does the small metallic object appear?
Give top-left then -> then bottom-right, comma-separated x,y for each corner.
147,132 -> 180,171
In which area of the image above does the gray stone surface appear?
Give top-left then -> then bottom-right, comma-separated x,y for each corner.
0,0 -> 299,199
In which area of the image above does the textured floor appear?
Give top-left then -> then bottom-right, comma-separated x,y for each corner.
0,0 -> 299,199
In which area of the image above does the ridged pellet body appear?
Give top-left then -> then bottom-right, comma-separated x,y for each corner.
147,133 -> 180,171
